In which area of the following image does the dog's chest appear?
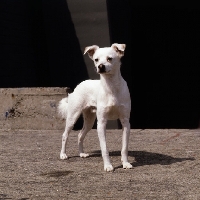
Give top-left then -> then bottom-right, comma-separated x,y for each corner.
106,106 -> 120,119
100,96 -> 122,119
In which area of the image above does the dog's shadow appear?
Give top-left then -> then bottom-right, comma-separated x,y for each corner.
90,150 -> 195,169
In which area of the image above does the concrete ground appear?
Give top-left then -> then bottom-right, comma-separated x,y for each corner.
0,129 -> 200,200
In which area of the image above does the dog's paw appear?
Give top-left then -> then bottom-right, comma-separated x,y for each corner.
60,153 -> 68,160
104,164 -> 114,172
123,162 -> 133,169
80,153 -> 89,158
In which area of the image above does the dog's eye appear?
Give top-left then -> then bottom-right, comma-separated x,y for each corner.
94,58 -> 99,62
107,57 -> 112,62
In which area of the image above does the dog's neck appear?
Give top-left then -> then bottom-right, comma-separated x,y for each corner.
100,68 -> 123,93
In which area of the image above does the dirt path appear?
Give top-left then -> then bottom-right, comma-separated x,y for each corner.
0,129 -> 200,199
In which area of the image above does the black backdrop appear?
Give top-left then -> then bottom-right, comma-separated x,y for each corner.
0,0 -> 199,128
107,2 -> 200,128
0,0 -> 88,88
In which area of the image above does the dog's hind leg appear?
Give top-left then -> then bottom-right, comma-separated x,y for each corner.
60,110 -> 82,160
78,109 -> 96,158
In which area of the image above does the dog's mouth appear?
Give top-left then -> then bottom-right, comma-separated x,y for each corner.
94,67 -> 107,74
98,70 -> 106,74
94,66 -> 111,74
97,70 -> 112,74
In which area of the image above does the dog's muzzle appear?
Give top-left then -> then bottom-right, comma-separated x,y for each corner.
98,64 -> 106,73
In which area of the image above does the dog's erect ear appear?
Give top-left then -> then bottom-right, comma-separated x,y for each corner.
84,45 -> 99,60
111,43 -> 126,57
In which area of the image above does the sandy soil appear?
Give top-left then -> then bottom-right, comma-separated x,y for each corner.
0,129 -> 200,199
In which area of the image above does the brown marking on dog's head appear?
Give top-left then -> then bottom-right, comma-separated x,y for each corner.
84,45 -> 99,60
111,43 -> 126,58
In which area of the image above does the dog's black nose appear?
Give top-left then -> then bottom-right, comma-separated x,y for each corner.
98,64 -> 106,73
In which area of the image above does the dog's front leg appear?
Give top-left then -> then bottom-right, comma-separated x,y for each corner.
120,118 -> 133,169
97,118 -> 114,172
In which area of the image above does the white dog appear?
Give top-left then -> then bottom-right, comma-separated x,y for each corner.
58,43 -> 132,171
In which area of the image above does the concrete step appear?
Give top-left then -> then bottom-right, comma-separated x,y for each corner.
0,88 -> 67,130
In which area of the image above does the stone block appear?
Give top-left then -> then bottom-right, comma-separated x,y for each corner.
0,88 -> 67,130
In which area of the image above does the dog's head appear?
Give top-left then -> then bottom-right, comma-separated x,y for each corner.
84,43 -> 126,74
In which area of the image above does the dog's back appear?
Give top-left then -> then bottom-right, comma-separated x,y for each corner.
58,80 -> 100,119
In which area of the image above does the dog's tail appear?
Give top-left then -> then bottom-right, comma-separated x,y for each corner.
57,97 -> 68,119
